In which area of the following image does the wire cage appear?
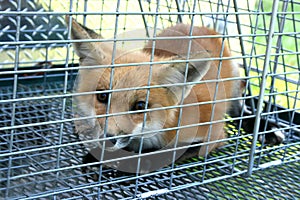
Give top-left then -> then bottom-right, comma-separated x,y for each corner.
0,0 -> 299,199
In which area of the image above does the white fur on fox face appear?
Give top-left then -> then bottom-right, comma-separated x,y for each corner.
132,120 -> 164,138
106,120 -> 167,152
129,121 -> 167,152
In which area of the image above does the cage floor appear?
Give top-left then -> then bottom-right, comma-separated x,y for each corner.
0,79 -> 299,199
162,161 -> 300,200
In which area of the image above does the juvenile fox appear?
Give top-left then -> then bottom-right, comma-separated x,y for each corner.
67,17 -> 241,169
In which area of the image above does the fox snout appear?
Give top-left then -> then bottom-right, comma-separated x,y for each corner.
102,120 -> 168,153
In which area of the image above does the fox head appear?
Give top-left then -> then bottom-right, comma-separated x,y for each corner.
67,17 -> 211,153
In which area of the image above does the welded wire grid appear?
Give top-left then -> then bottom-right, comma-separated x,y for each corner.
0,0 -> 299,199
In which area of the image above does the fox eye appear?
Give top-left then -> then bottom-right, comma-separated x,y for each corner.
96,91 -> 109,103
132,101 -> 146,111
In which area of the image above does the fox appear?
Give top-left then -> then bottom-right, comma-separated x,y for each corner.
67,16 -> 241,172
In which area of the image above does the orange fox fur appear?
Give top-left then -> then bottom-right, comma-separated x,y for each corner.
67,16 -> 240,160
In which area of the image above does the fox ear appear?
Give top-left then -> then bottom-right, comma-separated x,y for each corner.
65,16 -> 106,66
160,52 -> 211,103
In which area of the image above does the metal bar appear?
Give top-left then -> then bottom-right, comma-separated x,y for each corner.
1,10 -> 297,15
232,0 -> 256,115
134,0 -> 160,197
97,1 -> 122,198
5,0 -> 22,198
264,0 -> 289,116
247,0 -> 280,176
201,0 -> 231,182
0,32 -> 285,46
138,0 -> 150,37
83,0 -> 88,25
247,0 -> 264,116
168,0 -> 197,189
53,1 -> 73,198
256,0 -> 289,165
175,0 -> 183,23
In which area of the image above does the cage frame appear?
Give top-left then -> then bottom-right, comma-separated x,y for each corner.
0,0 -> 299,199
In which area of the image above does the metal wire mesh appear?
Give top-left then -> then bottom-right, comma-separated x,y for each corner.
0,0 -> 299,199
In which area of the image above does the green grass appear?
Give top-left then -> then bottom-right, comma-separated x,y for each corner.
247,0 -> 300,109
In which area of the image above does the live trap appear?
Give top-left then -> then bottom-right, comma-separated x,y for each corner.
0,0 -> 299,199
